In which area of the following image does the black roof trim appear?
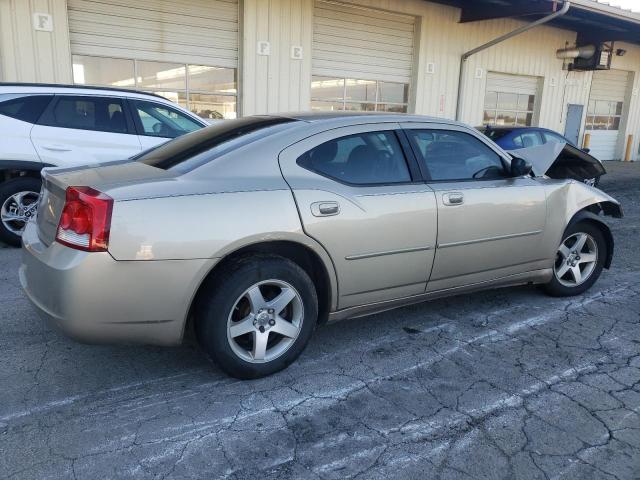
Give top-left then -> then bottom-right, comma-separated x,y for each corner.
0,83 -> 168,99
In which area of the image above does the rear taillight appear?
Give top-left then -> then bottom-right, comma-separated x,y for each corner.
56,187 -> 113,252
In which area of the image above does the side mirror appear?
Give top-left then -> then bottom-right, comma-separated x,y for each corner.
582,147 -> 591,154
510,156 -> 532,177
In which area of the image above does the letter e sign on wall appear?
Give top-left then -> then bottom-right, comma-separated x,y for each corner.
33,13 -> 53,32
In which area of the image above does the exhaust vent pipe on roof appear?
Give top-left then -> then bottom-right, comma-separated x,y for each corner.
556,45 -> 596,60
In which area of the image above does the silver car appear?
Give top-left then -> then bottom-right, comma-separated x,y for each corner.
20,113 -> 623,379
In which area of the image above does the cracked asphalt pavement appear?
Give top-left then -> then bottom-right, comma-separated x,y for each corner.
2,162 -> 640,479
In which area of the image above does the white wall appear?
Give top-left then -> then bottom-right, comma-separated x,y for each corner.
0,0 -> 72,83
0,0 -> 638,159
241,0 -> 313,115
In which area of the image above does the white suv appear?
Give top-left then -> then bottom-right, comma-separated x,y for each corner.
0,83 -> 208,246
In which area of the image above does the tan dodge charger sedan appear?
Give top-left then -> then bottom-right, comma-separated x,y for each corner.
20,113 -> 622,378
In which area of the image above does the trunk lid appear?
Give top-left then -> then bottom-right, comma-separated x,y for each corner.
36,161 -> 174,246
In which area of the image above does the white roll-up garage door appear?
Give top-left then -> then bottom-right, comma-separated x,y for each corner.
312,0 -> 416,84
67,0 -> 239,68
484,72 -> 541,126
586,70 -> 631,161
486,72 -> 540,96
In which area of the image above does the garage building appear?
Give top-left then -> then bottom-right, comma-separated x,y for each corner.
0,0 -> 639,160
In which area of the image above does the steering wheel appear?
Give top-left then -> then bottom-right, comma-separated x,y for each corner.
472,165 -> 501,179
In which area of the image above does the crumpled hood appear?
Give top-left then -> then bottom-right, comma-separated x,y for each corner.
507,141 -> 606,180
507,142 -> 567,177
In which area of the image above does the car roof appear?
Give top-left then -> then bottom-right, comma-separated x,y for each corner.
0,83 -> 168,100
273,111 -> 469,127
479,125 -> 555,132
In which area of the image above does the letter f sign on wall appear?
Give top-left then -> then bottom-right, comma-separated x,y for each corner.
257,41 -> 271,56
33,13 -> 53,32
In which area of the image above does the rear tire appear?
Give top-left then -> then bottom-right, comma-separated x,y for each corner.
195,255 -> 318,379
0,177 -> 41,247
543,221 -> 607,297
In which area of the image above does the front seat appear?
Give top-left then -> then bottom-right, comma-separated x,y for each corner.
346,145 -> 378,183
109,110 -> 126,133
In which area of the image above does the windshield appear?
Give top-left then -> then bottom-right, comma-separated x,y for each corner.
135,116 -> 298,172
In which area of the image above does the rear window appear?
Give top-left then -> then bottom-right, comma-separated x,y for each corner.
480,128 -> 512,141
0,94 -> 52,123
135,116 -> 297,172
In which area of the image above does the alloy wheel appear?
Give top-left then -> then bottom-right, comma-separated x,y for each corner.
226,280 -> 304,363
553,232 -> 598,287
1,191 -> 39,235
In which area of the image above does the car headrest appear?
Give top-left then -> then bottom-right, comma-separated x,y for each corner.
109,110 -> 126,132
311,140 -> 338,162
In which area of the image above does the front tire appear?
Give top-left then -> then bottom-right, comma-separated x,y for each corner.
0,177 -> 41,247
195,255 -> 318,379
543,221 -> 607,297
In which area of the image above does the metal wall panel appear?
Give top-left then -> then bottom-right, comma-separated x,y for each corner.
67,0 -> 239,68
0,0 -> 72,83
312,0 -> 416,83
614,44 -> 640,161
241,0 -> 314,115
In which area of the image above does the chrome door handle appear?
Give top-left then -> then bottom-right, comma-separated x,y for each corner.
443,192 -> 464,206
311,201 -> 340,217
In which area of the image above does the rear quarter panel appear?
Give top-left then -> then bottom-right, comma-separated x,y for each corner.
108,188 -> 339,311
109,189 -> 306,261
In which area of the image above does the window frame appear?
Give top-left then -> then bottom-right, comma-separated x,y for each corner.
37,94 -> 137,135
0,94 -> 54,124
295,129 -> 421,188
71,54 -> 238,120
310,76 -> 410,113
128,99 -> 204,139
402,125 -> 512,183
483,90 -> 536,127
585,100 -> 624,132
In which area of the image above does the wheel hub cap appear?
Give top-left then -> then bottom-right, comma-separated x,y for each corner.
1,190 -> 40,235
554,232 -> 598,287
253,309 -> 276,331
227,280 -> 304,363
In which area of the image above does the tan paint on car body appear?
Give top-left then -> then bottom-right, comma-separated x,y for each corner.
21,113 -> 622,346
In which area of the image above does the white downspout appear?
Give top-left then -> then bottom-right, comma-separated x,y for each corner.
455,1 -> 572,122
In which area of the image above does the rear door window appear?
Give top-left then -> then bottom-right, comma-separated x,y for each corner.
0,94 -> 53,124
297,131 -> 412,185
44,96 -> 129,133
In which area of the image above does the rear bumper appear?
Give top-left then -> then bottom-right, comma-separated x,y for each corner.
20,221 -> 215,346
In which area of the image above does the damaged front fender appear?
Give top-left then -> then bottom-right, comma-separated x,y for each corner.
545,180 -> 622,269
